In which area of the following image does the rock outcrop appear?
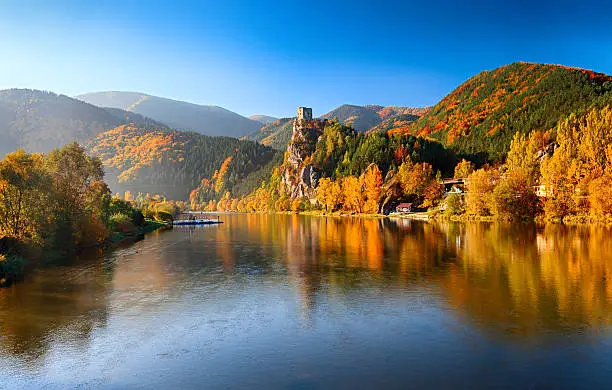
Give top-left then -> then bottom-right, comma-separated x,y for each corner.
281,118 -> 327,199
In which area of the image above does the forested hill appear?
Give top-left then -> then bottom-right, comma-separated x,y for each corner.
244,118 -> 294,150
0,89 -> 128,156
402,62 -> 612,161
86,124 -> 279,200
321,104 -> 430,133
77,91 -> 263,138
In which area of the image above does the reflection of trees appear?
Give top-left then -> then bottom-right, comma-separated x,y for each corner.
250,214 -> 612,337
0,248 -> 112,362
441,222 -> 612,336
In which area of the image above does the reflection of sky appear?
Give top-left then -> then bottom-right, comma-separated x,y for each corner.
2,215 -> 612,388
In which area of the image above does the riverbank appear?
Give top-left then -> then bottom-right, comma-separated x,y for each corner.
0,219 -> 169,288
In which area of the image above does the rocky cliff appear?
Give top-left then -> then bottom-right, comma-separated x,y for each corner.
281,118 -> 328,199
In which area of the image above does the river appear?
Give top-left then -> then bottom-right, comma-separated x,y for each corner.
1,214 -> 612,389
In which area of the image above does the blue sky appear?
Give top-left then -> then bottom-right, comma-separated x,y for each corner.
1,0 -> 611,117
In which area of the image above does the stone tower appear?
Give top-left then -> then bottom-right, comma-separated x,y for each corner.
297,107 -> 313,121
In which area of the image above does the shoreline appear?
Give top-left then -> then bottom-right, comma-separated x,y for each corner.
0,220 -> 169,288
226,209 -> 612,226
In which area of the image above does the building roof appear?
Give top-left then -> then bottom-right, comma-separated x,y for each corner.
397,203 -> 413,208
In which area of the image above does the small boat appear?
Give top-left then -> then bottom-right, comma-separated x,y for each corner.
172,212 -> 223,226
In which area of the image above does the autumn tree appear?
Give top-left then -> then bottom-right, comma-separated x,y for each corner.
0,150 -> 49,241
316,178 -> 342,212
466,168 -> 499,216
341,176 -> 364,213
492,170 -> 539,220
453,159 -> 475,179
363,164 -> 383,214
214,156 -> 234,193
506,131 -> 546,186
588,173 -> 612,217
540,106 -> 612,218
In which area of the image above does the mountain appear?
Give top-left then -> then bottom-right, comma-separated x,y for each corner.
77,91 -> 262,138
244,118 -> 294,150
86,124 -> 279,200
249,115 -> 278,125
0,89 -> 130,156
320,104 -> 430,133
403,62 -> 612,161
320,105 -> 383,132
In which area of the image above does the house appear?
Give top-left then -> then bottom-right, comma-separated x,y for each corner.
396,203 -> 413,213
442,178 -> 467,194
534,184 -> 552,197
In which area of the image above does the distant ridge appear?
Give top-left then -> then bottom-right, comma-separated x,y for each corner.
0,88 -> 145,156
77,91 -> 262,138
320,104 -> 430,133
249,115 -> 278,125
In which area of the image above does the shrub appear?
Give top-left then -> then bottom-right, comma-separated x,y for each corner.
109,213 -> 137,234
445,193 -> 465,215
0,253 -> 26,286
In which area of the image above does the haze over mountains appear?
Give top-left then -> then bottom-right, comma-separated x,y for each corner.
77,91 -> 262,138
249,115 -> 278,125
0,89 -> 159,156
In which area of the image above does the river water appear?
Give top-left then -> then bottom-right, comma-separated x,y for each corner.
1,214 -> 612,389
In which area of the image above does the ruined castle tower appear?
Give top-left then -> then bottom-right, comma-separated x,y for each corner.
297,107 -> 313,121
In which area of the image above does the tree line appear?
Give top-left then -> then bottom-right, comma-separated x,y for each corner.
0,143 -> 162,286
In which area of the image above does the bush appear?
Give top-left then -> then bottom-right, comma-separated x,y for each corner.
0,253 -> 26,286
109,213 -> 137,234
445,193 -> 465,215
131,210 -> 145,227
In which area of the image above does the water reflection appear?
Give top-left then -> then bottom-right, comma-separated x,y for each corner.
1,215 -> 612,387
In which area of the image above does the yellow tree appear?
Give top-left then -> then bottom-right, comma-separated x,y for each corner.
466,168 -> 498,216
492,170 -> 539,220
363,164 -> 383,214
316,177 -> 342,212
588,174 -> 612,217
214,156 -> 233,193
540,107 -> 612,218
341,176 -> 364,213
506,131 -> 546,186
453,159 -> 475,179
397,161 -> 433,197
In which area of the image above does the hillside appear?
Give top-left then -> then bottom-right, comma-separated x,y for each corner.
368,113 -> 420,134
404,62 -> 612,161
0,89 -> 128,156
77,91 -> 262,138
320,104 -> 429,133
86,124 -> 279,200
249,115 -> 278,125
320,105 -> 383,132
244,118 -> 294,150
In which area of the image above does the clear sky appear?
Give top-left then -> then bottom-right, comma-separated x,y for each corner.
1,0 -> 611,117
